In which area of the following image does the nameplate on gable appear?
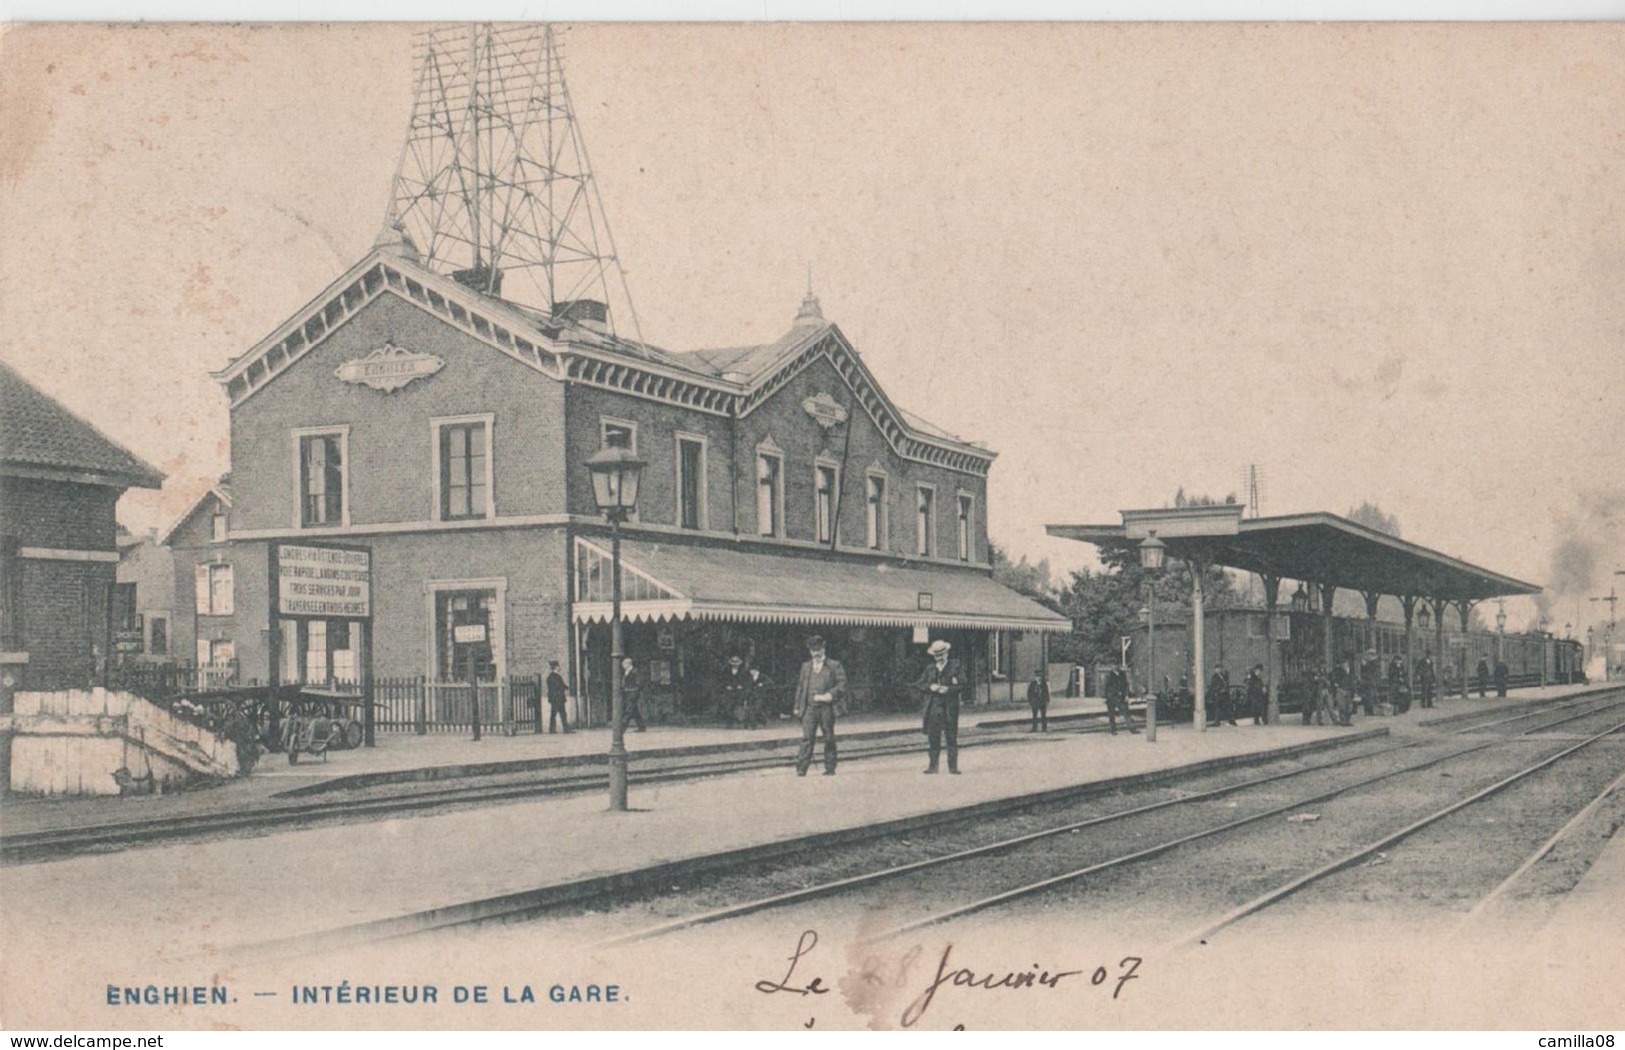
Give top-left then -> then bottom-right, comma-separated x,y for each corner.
802,392 -> 849,430
335,343 -> 445,392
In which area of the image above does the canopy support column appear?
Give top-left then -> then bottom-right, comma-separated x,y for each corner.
1190,558 -> 1208,733
1431,597 -> 1448,697
1362,590 -> 1382,660
1401,595 -> 1418,698
1262,574 -> 1281,725
1321,583 -> 1337,676
1457,600 -> 1477,700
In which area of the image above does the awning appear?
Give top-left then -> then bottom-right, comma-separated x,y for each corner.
571,536 -> 1071,633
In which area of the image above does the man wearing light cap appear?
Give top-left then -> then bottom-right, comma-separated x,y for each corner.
916,639 -> 967,774
794,635 -> 846,776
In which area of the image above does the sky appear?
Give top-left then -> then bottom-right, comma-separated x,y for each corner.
1,21 -> 1620,637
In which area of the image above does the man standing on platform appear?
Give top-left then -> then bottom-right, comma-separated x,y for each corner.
918,640 -> 966,772
1417,651 -> 1437,708
619,656 -> 647,733
721,654 -> 751,726
1105,664 -> 1138,735
1027,668 -> 1051,733
794,636 -> 845,776
1246,663 -> 1267,725
545,660 -> 571,734
1477,657 -> 1491,698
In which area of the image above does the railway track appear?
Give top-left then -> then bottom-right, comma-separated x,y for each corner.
1,710 -> 1133,864
233,689 -> 1625,958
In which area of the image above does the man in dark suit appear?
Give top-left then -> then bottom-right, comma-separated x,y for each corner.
917,639 -> 967,774
1245,663 -> 1267,725
618,656 -> 646,733
794,636 -> 846,776
1026,669 -> 1051,733
721,654 -> 751,726
1417,651 -> 1437,708
748,664 -> 774,727
545,659 -> 571,733
1105,666 -> 1138,734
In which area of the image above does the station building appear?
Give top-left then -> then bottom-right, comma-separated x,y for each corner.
208,244 -> 1068,726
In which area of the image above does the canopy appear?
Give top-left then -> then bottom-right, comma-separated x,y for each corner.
571,536 -> 1071,632
1047,507 -> 1540,603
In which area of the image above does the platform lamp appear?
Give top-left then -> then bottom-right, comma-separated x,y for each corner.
586,445 -> 646,812
1495,600 -> 1507,664
1139,531 -> 1167,743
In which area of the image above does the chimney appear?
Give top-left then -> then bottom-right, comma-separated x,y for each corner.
451,264 -> 504,296
553,298 -> 610,334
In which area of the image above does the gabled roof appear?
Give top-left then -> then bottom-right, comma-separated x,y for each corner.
0,360 -> 163,489
159,476 -> 232,547
214,248 -> 996,476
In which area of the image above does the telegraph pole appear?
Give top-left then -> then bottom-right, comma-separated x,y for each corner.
1592,587 -> 1618,682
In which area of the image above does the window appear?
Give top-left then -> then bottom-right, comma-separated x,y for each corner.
676,435 -> 706,530
957,493 -> 974,561
298,430 -> 346,527
197,638 -> 234,667
601,418 -> 637,452
194,562 -> 234,616
815,463 -> 839,544
211,513 -> 227,543
990,630 -> 1005,677
916,486 -> 936,556
865,474 -> 888,550
149,616 -> 168,656
437,589 -> 497,682
437,418 -> 491,520
756,451 -> 782,536
0,536 -> 20,651
301,620 -> 355,685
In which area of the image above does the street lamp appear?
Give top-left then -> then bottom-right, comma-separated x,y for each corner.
1495,601 -> 1507,664
585,445 -> 646,812
1138,531 -> 1166,743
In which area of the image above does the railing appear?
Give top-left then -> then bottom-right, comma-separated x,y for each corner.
372,675 -> 544,735
107,660 -> 240,701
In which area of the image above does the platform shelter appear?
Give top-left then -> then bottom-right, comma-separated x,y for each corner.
1047,504 -> 1541,726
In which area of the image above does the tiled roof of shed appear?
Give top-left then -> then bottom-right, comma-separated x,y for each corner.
0,360 -> 163,488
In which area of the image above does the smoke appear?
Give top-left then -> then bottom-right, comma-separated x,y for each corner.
1543,487 -> 1625,625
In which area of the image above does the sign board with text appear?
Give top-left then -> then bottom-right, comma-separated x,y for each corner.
273,543 -> 372,619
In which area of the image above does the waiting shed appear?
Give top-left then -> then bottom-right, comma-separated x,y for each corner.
1047,504 -> 1541,725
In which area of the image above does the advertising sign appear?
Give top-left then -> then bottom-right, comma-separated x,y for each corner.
274,543 -> 372,619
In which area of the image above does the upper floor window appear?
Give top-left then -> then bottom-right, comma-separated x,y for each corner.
211,513 -> 227,543
195,562 -> 233,616
815,463 -> 839,544
916,485 -> 936,557
865,474 -> 888,550
601,418 -> 637,452
957,493 -> 974,561
149,615 -> 169,656
297,429 -> 347,527
436,416 -> 492,521
756,450 -> 782,537
676,435 -> 707,530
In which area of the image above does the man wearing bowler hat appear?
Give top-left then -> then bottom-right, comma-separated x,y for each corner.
917,639 -> 967,774
794,635 -> 846,776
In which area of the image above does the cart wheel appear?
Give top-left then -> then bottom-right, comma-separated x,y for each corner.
344,721 -> 363,750
287,750 -> 299,766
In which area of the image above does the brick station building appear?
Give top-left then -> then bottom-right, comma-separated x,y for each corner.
208,243 -> 1067,726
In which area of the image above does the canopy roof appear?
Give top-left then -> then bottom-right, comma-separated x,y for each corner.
1047,506 -> 1540,603
572,536 -> 1070,632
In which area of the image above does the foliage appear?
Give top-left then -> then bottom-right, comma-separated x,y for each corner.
1346,500 -> 1402,537
989,541 -> 1056,602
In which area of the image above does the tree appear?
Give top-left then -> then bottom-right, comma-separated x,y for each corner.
1346,501 -> 1401,537
989,541 -> 1055,602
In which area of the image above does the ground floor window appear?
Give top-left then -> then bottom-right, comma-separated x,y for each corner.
197,638 -> 234,666
437,589 -> 497,682
301,619 -> 356,684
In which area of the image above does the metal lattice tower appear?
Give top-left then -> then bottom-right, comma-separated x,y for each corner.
382,24 -> 643,346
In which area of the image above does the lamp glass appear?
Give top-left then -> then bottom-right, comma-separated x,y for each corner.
586,446 -> 646,514
1138,532 -> 1166,573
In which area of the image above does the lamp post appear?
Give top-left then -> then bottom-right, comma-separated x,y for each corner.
1495,600 -> 1507,662
585,445 -> 646,812
1139,531 -> 1166,743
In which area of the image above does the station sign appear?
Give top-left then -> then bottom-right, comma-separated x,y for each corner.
273,542 -> 372,619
